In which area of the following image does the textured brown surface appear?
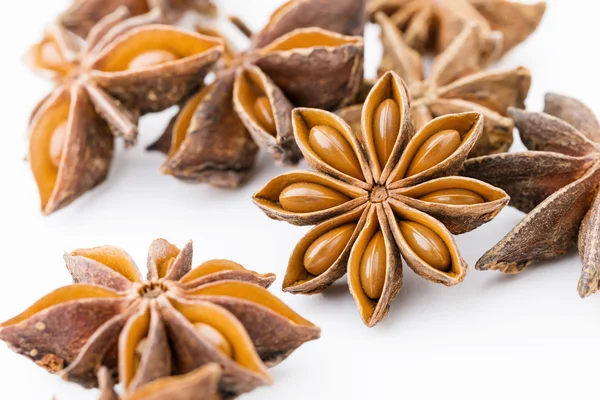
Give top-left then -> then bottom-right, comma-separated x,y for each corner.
461,94 -> 600,298
253,72 -> 509,327
0,239 -> 319,398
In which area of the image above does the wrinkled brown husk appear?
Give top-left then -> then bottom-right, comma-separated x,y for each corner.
251,0 -> 366,49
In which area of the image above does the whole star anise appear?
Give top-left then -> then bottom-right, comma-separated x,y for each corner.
26,8 -> 223,215
367,0 -> 545,61
149,0 -> 366,188
98,363 -> 221,400
253,72 -> 509,327
0,239 -> 319,398
60,0 -> 218,38
462,94 -> 600,298
339,14 -> 532,158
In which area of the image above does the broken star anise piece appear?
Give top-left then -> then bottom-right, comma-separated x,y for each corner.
253,71 -> 509,327
26,8 -> 223,215
462,94 -> 600,299
98,363 -> 221,400
339,15 -> 531,158
0,239 -> 319,398
367,0 -> 545,61
61,0 -> 218,38
150,0 -> 365,188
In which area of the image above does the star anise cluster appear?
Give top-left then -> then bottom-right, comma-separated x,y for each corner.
0,239 -> 319,398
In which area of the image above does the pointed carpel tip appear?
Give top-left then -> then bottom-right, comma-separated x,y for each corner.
577,280 -> 594,299
507,106 -> 525,120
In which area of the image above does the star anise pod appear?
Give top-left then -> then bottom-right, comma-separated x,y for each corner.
26,8 -> 223,215
0,239 -> 319,397
61,0 -> 218,38
462,94 -> 600,298
338,14 -> 531,158
367,0 -> 545,61
98,363 -> 221,400
253,72 -> 509,327
149,0 -> 366,188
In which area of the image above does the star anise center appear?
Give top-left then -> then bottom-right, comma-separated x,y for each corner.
369,185 -> 389,203
139,281 -> 169,298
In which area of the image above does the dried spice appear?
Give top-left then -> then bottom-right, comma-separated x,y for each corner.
26,8 -> 223,214
462,94 -> 600,298
0,239 -> 319,398
338,14 -> 531,158
150,0 -> 366,188
253,72 -> 509,327
367,0 -> 545,61
61,0 -> 217,38
98,363 -> 221,400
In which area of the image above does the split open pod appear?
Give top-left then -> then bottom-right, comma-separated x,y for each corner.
253,71 -> 509,327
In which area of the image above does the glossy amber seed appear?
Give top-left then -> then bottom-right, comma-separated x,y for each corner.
253,96 -> 276,135
279,182 -> 350,213
406,129 -> 461,177
50,121 -> 68,168
399,221 -> 451,271
308,125 -> 364,180
359,231 -> 387,300
194,323 -> 233,358
304,223 -> 357,276
419,188 -> 485,205
373,99 -> 400,168
128,50 -> 178,69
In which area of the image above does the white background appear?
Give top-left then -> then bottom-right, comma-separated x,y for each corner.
1,0 -> 598,399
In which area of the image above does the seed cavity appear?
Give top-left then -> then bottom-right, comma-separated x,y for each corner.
406,129 -> 461,177
128,50 -> 178,69
399,221 -> 451,272
279,182 -> 350,213
49,121 -> 68,168
303,223 -> 356,276
253,96 -> 276,136
194,323 -> 233,358
308,125 -> 364,180
359,231 -> 387,300
373,99 -> 400,168
418,188 -> 485,205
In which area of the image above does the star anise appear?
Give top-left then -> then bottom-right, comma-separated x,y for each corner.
0,239 -> 319,397
149,0 -> 366,188
60,0 -> 217,38
338,14 -> 531,158
98,363 -> 221,400
253,72 -> 509,327
27,8 -> 223,215
462,94 -> 600,298
367,0 -> 545,61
